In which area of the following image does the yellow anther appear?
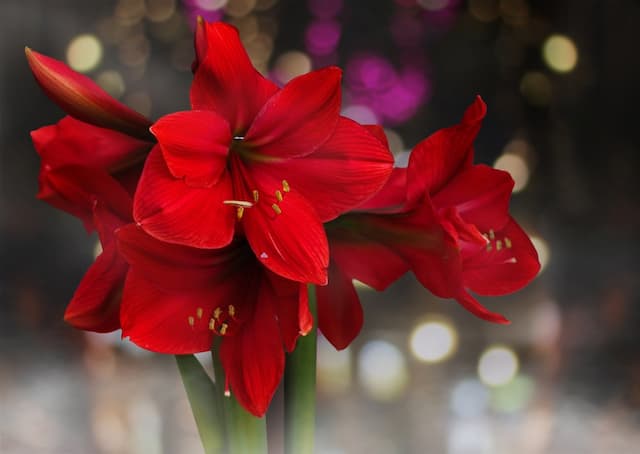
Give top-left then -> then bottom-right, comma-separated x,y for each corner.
220,323 -> 228,335
282,180 -> 290,192
489,229 -> 495,240
196,307 -> 203,319
496,240 -> 503,251
505,237 -> 512,248
188,316 -> 195,327
213,307 -> 222,320
252,190 -> 259,202
228,305 -> 235,317
208,319 -> 216,331
236,206 -> 244,220
275,190 -> 283,202
271,203 -> 282,215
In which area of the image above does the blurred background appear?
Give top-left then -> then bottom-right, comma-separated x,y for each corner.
1,0 -> 639,453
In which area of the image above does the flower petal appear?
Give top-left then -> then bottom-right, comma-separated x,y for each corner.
266,274 -> 309,353
190,22 -> 278,134
150,110 -> 231,188
243,186 -> 329,285
407,96 -> 486,201
120,270 -> 225,353
244,67 -> 342,159
455,290 -> 510,324
133,146 -> 235,248
433,165 -> 514,232
220,282 -> 284,417
463,217 -> 540,295
316,261 -> 363,350
64,244 -> 127,332
355,167 -> 408,213
25,48 -> 152,140
32,116 -> 151,173
251,117 -> 393,221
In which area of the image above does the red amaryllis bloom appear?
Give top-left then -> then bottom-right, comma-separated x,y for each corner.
116,223 -> 312,417
319,97 -> 540,348
133,21 -> 394,285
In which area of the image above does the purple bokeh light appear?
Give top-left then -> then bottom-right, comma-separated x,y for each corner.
305,19 -> 342,56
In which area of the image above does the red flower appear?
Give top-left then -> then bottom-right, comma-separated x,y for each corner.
116,223 -> 312,417
27,49 -> 155,331
133,22 -> 394,285
319,98 -> 540,348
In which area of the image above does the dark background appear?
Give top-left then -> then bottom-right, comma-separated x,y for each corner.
1,0 -> 639,453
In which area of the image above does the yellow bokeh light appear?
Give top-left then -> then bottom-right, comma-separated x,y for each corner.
530,235 -> 551,272
66,34 -> 103,73
478,345 -> 519,387
543,34 -> 578,73
494,153 -> 530,192
409,319 -> 458,363
96,70 -> 126,98
273,51 -> 312,84
358,340 -> 408,401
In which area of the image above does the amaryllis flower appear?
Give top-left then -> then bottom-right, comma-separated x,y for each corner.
133,21 -> 394,285
116,222 -> 312,417
318,97 -> 540,349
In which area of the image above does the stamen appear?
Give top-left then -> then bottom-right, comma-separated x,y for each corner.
505,237 -> 512,248
486,243 -> 493,252
252,190 -> 259,202
282,180 -> 290,192
496,240 -> 503,251
271,203 -> 282,215
223,200 -> 253,208
208,319 -> 216,331
228,305 -> 235,317
275,190 -> 283,202
196,307 -> 203,319
188,316 -> 195,327
213,307 -> 222,320
236,206 -> 244,220
220,323 -> 229,335
489,229 -> 495,240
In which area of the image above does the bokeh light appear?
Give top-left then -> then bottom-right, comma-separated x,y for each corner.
494,152 -> 530,193
530,235 -> 551,272
225,0 -> 257,18
409,319 -> 458,363
317,335 -> 352,394
543,34 -> 578,73
305,19 -> 341,56
450,379 -> 490,418
66,34 -> 103,73
272,51 -> 312,84
358,340 -> 409,401
490,374 -> 535,413
96,70 -> 126,98
478,345 -> 519,387
342,105 -> 378,125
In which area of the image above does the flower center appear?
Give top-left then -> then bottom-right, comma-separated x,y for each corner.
187,304 -> 240,336
482,229 -> 517,263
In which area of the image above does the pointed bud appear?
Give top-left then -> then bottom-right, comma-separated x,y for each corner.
25,47 -> 152,140
191,16 -> 208,73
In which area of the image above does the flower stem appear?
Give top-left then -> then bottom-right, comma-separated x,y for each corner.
175,354 -> 226,454
284,284 -> 317,454
211,341 -> 268,454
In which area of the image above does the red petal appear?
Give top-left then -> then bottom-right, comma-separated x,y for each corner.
242,185 -> 329,285
25,48 -> 152,140
264,273 -> 308,353
220,282 -> 284,417
191,16 -> 207,73
251,117 -> 393,221
463,217 -> 540,295
190,22 -> 278,134
64,244 -> 127,332
133,146 -> 235,248
316,261 -> 363,350
407,96 -> 486,201
150,110 -> 231,187
117,224 -> 245,292
32,116 -> 151,173
455,290 -> 510,324
244,67 -> 342,159
433,165 -> 514,232
362,124 -> 389,148
120,270 -> 225,353
355,167 -> 408,213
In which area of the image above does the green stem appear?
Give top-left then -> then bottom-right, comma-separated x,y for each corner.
175,354 -> 226,454
284,284 -> 318,454
211,342 -> 268,454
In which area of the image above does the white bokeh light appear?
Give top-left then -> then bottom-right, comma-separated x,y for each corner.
409,320 -> 457,363
477,345 -> 519,387
357,340 -> 408,401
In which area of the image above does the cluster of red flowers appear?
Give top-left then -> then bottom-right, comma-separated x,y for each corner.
27,21 -> 539,416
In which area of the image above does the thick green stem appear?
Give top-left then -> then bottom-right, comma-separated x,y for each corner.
211,342 -> 268,454
175,354 -> 225,454
284,284 -> 318,454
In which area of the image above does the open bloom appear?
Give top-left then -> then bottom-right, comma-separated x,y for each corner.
116,223 -> 311,417
319,97 -> 540,349
134,22 -> 394,285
